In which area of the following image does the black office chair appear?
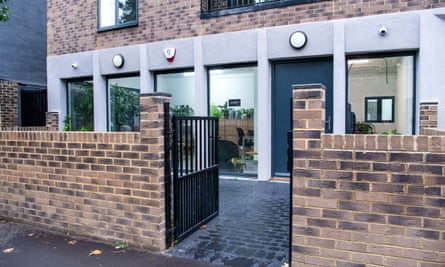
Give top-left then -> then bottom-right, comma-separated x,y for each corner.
237,128 -> 253,149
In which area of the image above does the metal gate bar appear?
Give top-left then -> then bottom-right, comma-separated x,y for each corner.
166,115 -> 219,246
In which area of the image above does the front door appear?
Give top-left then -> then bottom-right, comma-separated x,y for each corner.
272,58 -> 333,176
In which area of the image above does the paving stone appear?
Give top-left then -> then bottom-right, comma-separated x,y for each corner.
166,179 -> 290,267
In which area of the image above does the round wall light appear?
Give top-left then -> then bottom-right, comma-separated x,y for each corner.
112,54 -> 125,68
289,31 -> 307,49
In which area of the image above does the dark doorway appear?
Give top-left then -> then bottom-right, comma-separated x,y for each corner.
272,58 -> 333,176
20,88 -> 47,127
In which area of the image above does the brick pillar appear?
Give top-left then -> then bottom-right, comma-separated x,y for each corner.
419,102 -> 438,135
292,84 -> 325,266
46,112 -> 59,131
0,79 -> 19,128
139,92 -> 171,251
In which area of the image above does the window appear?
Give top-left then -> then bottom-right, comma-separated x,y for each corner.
347,55 -> 414,135
365,96 -> 394,122
67,80 -> 94,131
209,66 -> 258,176
107,76 -> 140,132
201,0 -> 326,18
155,70 -> 195,116
98,0 -> 137,31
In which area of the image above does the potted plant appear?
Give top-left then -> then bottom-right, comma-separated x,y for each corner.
230,157 -> 245,173
354,122 -> 375,134
172,104 -> 194,116
218,101 -> 231,119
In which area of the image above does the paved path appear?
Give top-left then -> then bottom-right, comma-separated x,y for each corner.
166,179 -> 290,267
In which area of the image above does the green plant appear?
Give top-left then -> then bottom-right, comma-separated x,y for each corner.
382,129 -> 401,135
218,101 -> 232,118
210,104 -> 222,118
240,108 -> 254,119
230,157 -> 245,172
114,241 -> 130,250
63,116 -> 72,131
110,84 -> 140,130
69,83 -> 94,131
172,104 -> 193,116
354,122 -> 375,134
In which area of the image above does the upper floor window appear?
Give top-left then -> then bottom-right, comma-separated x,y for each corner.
201,0 -> 325,18
98,0 -> 137,31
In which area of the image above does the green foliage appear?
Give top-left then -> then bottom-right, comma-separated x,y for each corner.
239,108 -> 254,119
382,129 -> 400,135
110,84 -> 139,130
115,241 -> 130,250
118,0 -> 136,24
218,101 -> 231,116
63,116 -> 72,131
0,0 -> 9,22
210,104 -> 222,118
171,104 -> 193,116
354,122 -> 374,134
71,83 -> 94,131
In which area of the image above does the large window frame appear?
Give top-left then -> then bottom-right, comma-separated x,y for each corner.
106,75 -> 140,132
208,64 -> 258,177
66,79 -> 94,131
346,53 -> 416,135
154,69 -> 196,116
98,0 -> 138,32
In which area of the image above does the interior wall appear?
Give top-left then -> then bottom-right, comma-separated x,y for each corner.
348,71 -> 398,134
156,74 -> 195,109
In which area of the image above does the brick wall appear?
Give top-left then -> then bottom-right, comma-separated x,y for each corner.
0,93 -> 170,251
0,79 -> 19,128
292,84 -> 445,266
47,0 -> 445,56
420,102 -> 439,135
46,112 -> 59,131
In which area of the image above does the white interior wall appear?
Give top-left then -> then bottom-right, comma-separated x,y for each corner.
349,71 -> 398,133
156,74 -> 195,109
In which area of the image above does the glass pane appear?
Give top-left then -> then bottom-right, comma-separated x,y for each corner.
366,99 -> 378,121
67,80 -> 94,131
381,98 -> 393,121
156,71 -> 195,116
348,55 -> 414,134
118,0 -> 136,24
99,0 -> 116,28
209,66 -> 258,176
108,76 -> 140,132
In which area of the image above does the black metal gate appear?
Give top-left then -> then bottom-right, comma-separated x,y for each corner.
165,105 -> 219,247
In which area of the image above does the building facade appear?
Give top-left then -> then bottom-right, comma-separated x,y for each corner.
47,0 -> 445,179
0,0 -> 47,127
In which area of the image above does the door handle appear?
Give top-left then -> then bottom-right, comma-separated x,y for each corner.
325,116 -> 331,131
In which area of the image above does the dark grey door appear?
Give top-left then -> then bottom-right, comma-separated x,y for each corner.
272,58 -> 333,176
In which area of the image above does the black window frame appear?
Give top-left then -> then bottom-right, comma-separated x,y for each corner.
364,96 -> 395,123
97,0 -> 138,32
201,0 -> 326,19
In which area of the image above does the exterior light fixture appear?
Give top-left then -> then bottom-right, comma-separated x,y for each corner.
289,31 -> 307,49
112,54 -> 125,68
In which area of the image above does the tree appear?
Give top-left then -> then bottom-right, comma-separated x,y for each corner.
118,0 -> 136,24
0,0 -> 9,22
